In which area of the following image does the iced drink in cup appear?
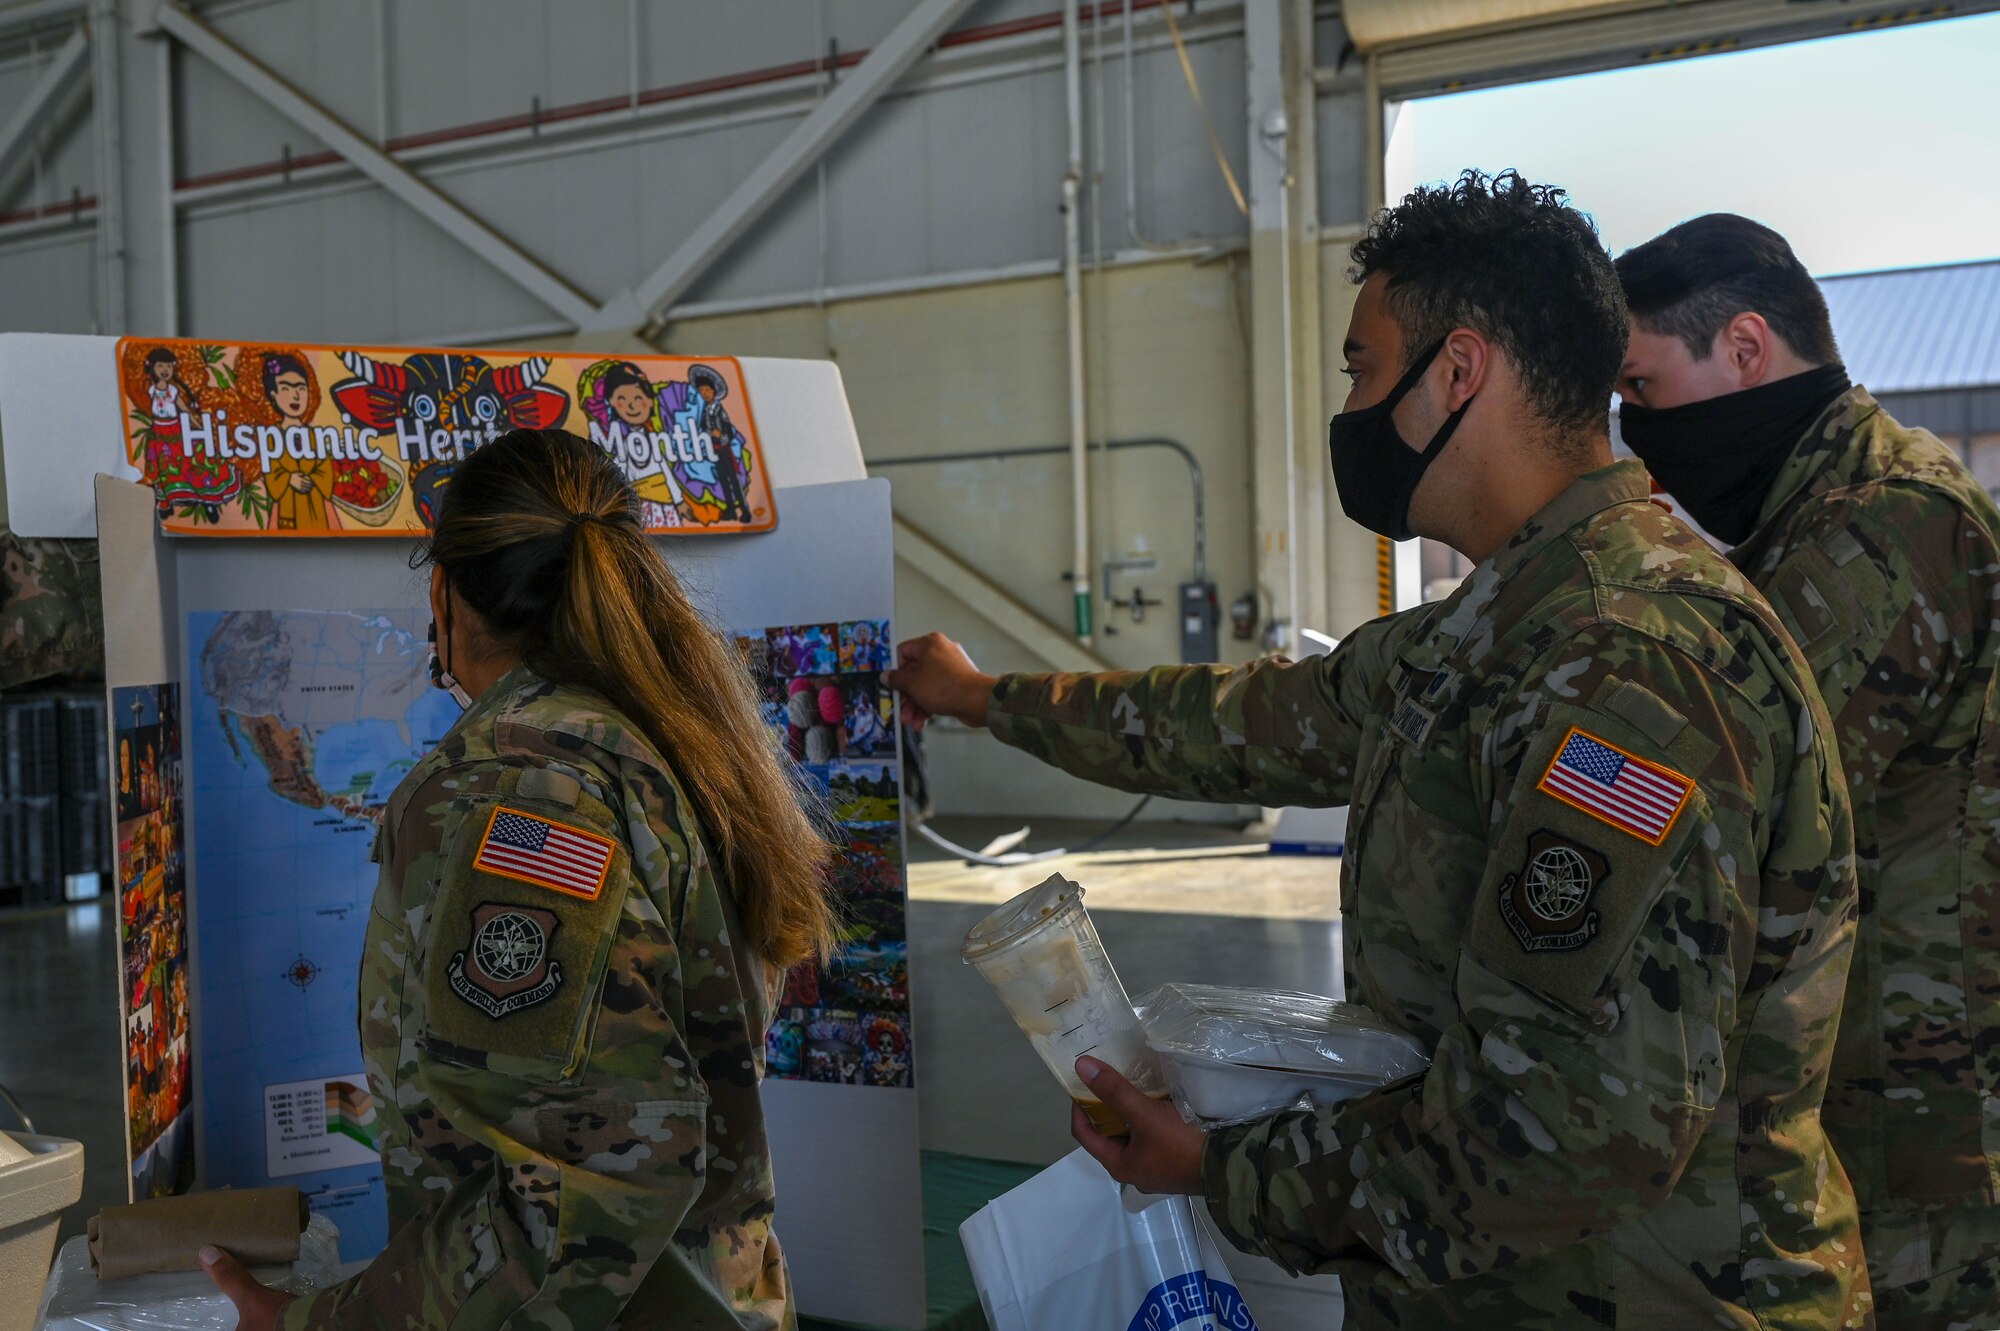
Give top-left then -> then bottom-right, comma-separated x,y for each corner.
961,873 -> 1167,1133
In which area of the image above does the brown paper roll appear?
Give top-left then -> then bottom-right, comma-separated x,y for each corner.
87,1185 -> 308,1280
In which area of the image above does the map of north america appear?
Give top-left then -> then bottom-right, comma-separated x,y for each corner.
188,607 -> 458,1262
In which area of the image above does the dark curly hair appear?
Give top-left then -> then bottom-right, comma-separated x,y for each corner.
1615,213 -> 1839,365
1350,169 -> 1626,434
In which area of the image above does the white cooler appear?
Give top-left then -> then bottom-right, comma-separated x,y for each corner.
0,1131 -> 84,1331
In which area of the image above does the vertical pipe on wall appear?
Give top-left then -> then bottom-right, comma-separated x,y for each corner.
156,27 -> 175,334
1277,160 -> 1299,650
373,0 -> 390,142
627,0 -> 640,118
29,34 -> 44,207
814,0 -> 830,313
1062,0 -> 1092,644
1363,53 -> 1383,215
87,0 -> 125,333
1088,0 -> 1114,612
1363,52 -> 1395,618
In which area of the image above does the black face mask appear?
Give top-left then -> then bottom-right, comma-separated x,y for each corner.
1617,363 -> 1850,546
1327,339 -> 1472,542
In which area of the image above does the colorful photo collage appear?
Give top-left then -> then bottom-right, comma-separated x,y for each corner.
734,620 -> 912,1089
752,621 -> 896,765
113,683 -> 195,1198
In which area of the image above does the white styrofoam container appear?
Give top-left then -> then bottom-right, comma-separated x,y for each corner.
0,1132 -> 84,1331
1163,1049 -> 1386,1125
1138,984 -> 1431,1129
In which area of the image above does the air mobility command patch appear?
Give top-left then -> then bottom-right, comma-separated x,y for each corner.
447,901 -> 564,1019
473,806 -> 616,900
1499,830 -> 1610,953
1535,727 -> 1694,846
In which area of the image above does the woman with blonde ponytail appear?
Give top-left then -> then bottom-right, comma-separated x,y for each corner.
203,428 -> 836,1331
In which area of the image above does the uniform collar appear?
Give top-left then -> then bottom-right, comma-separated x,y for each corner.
1745,385 -> 1882,539
448,662 -> 541,732
1427,459 -> 1648,648
1479,458 -> 1650,586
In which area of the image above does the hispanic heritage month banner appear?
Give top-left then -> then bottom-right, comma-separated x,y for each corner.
116,338 -> 777,537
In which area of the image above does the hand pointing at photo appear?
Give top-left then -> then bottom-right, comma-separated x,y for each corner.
882,633 -> 997,731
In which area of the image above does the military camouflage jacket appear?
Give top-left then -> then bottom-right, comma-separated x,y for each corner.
1732,387 -> 2000,1289
285,669 -> 792,1330
0,529 -> 102,690
991,461 -> 1869,1330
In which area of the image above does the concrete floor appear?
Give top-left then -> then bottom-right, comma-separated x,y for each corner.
907,815 -> 1342,1163
0,899 -> 129,1245
0,815 -> 1348,1315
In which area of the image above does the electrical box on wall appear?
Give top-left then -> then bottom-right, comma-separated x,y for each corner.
1179,581 -> 1220,663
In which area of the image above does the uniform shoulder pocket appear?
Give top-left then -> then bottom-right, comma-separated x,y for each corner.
420,793 -> 632,1083
1462,704 -> 1711,1025
1764,538 -> 1889,672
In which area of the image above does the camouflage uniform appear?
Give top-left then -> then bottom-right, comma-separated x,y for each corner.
1727,387 -> 2000,1329
0,530 -> 103,690
990,460 -> 1871,1329
285,668 -> 793,1330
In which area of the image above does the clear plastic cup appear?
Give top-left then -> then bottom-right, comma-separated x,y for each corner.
960,873 -> 1167,1133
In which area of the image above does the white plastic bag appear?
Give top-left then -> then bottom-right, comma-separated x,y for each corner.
34,1215 -> 342,1331
962,1150 -> 1259,1331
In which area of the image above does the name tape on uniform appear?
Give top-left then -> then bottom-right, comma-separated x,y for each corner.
1535,727 -> 1694,846
473,806 -> 616,900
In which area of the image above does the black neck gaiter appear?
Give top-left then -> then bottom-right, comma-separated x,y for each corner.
1617,363 -> 1851,545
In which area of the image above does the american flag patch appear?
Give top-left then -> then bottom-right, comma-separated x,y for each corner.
1536,727 -> 1695,846
473,806 -> 616,900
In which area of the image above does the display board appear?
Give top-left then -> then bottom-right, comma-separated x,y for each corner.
96,476 -> 194,1206
114,339 -> 775,536
71,334 -> 920,1324
95,475 -> 925,1323
111,682 -> 195,1200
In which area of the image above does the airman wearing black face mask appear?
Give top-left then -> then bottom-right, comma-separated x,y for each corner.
1617,214 -> 2000,1331
889,171 -> 1870,1331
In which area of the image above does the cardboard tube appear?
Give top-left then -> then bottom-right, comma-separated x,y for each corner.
87,1186 -> 308,1279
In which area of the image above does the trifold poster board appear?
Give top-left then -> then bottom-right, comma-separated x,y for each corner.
61,333 -> 924,1327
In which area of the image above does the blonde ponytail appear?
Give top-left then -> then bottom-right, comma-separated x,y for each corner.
422,429 -> 837,968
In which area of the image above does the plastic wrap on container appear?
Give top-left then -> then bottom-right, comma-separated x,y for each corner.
1137,983 -> 1431,1128
34,1215 -> 341,1331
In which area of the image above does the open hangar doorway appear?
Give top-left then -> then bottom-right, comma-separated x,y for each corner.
1320,0 -> 2000,604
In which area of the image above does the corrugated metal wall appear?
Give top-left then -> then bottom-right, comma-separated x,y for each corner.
0,0 -> 1311,343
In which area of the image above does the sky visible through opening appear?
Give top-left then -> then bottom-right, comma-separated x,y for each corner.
1390,11 -> 2000,277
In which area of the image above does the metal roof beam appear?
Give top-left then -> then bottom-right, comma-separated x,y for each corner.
154,1 -> 598,328
0,23 -> 87,190
0,0 -> 85,36
582,0 -> 981,336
